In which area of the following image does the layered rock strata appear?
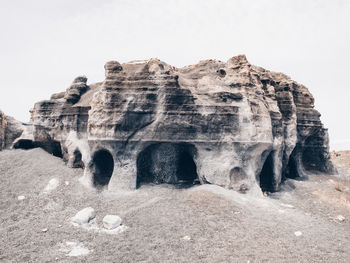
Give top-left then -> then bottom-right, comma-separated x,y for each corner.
13,55 -> 335,193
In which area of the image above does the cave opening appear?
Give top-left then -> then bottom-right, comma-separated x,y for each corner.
136,143 -> 199,188
285,147 -> 299,179
72,149 -> 84,168
13,139 -> 36,150
39,140 -> 63,158
13,139 -> 63,158
91,149 -> 114,188
259,151 -> 275,192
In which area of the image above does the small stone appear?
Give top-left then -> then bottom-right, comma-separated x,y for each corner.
336,215 -> 345,222
17,195 -> 25,200
182,235 -> 191,241
71,207 -> 96,225
65,181 -> 70,186
294,231 -> 302,237
43,178 -> 59,194
281,203 -> 294,208
103,215 -> 122,230
41,228 -> 48,232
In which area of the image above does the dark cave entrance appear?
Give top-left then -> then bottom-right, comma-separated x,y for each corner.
13,139 -> 36,150
91,149 -> 114,188
259,151 -> 275,192
72,149 -> 84,168
39,140 -> 63,158
13,139 -> 63,158
285,147 -> 299,179
302,135 -> 324,172
136,143 -> 199,188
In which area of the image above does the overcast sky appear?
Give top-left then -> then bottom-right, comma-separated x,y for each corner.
0,0 -> 349,150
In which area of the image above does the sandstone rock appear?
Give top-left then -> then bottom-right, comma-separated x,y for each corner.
64,76 -> 89,104
0,110 -> 24,150
15,55 -> 335,193
71,207 -> 96,225
102,215 -> 122,230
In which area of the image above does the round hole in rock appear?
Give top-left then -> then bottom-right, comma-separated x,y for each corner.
91,149 -> 114,188
136,143 -> 199,188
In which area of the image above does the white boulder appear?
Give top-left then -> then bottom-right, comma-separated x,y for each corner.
43,178 -> 59,194
71,207 -> 96,225
102,215 -> 122,230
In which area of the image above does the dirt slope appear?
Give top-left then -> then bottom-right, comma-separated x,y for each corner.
0,149 -> 349,262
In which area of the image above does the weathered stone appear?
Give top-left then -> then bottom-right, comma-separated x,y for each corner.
13,55 -> 335,193
71,207 -> 96,225
64,76 -> 89,104
0,110 -> 24,150
42,178 -> 59,194
102,215 -> 122,230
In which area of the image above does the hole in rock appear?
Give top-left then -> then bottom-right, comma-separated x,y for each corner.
259,151 -> 275,192
13,139 -> 36,150
72,149 -> 84,168
39,140 -> 63,158
91,149 -> 114,188
285,147 -> 299,179
13,139 -> 63,158
218,69 -> 226,77
136,143 -> 199,188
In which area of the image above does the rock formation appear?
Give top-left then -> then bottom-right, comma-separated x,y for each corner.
0,110 -> 24,150
12,55 -> 335,193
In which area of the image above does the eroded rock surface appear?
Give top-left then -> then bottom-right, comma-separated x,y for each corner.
0,110 -> 24,150
13,55 -> 335,193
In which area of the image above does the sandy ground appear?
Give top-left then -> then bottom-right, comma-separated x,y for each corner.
0,148 -> 350,262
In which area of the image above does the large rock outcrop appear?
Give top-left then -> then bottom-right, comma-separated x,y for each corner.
0,110 -> 24,150
14,55 -> 335,193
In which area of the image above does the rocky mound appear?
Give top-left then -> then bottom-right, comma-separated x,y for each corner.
12,55 -> 335,193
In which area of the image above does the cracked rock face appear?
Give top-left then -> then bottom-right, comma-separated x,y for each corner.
13,55 -> 335,193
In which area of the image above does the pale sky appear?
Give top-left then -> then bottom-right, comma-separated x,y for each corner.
0,0 -> 349,150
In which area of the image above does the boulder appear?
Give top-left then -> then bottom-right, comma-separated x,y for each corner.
71,207 -> 96,225
102,215 -> 122,230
